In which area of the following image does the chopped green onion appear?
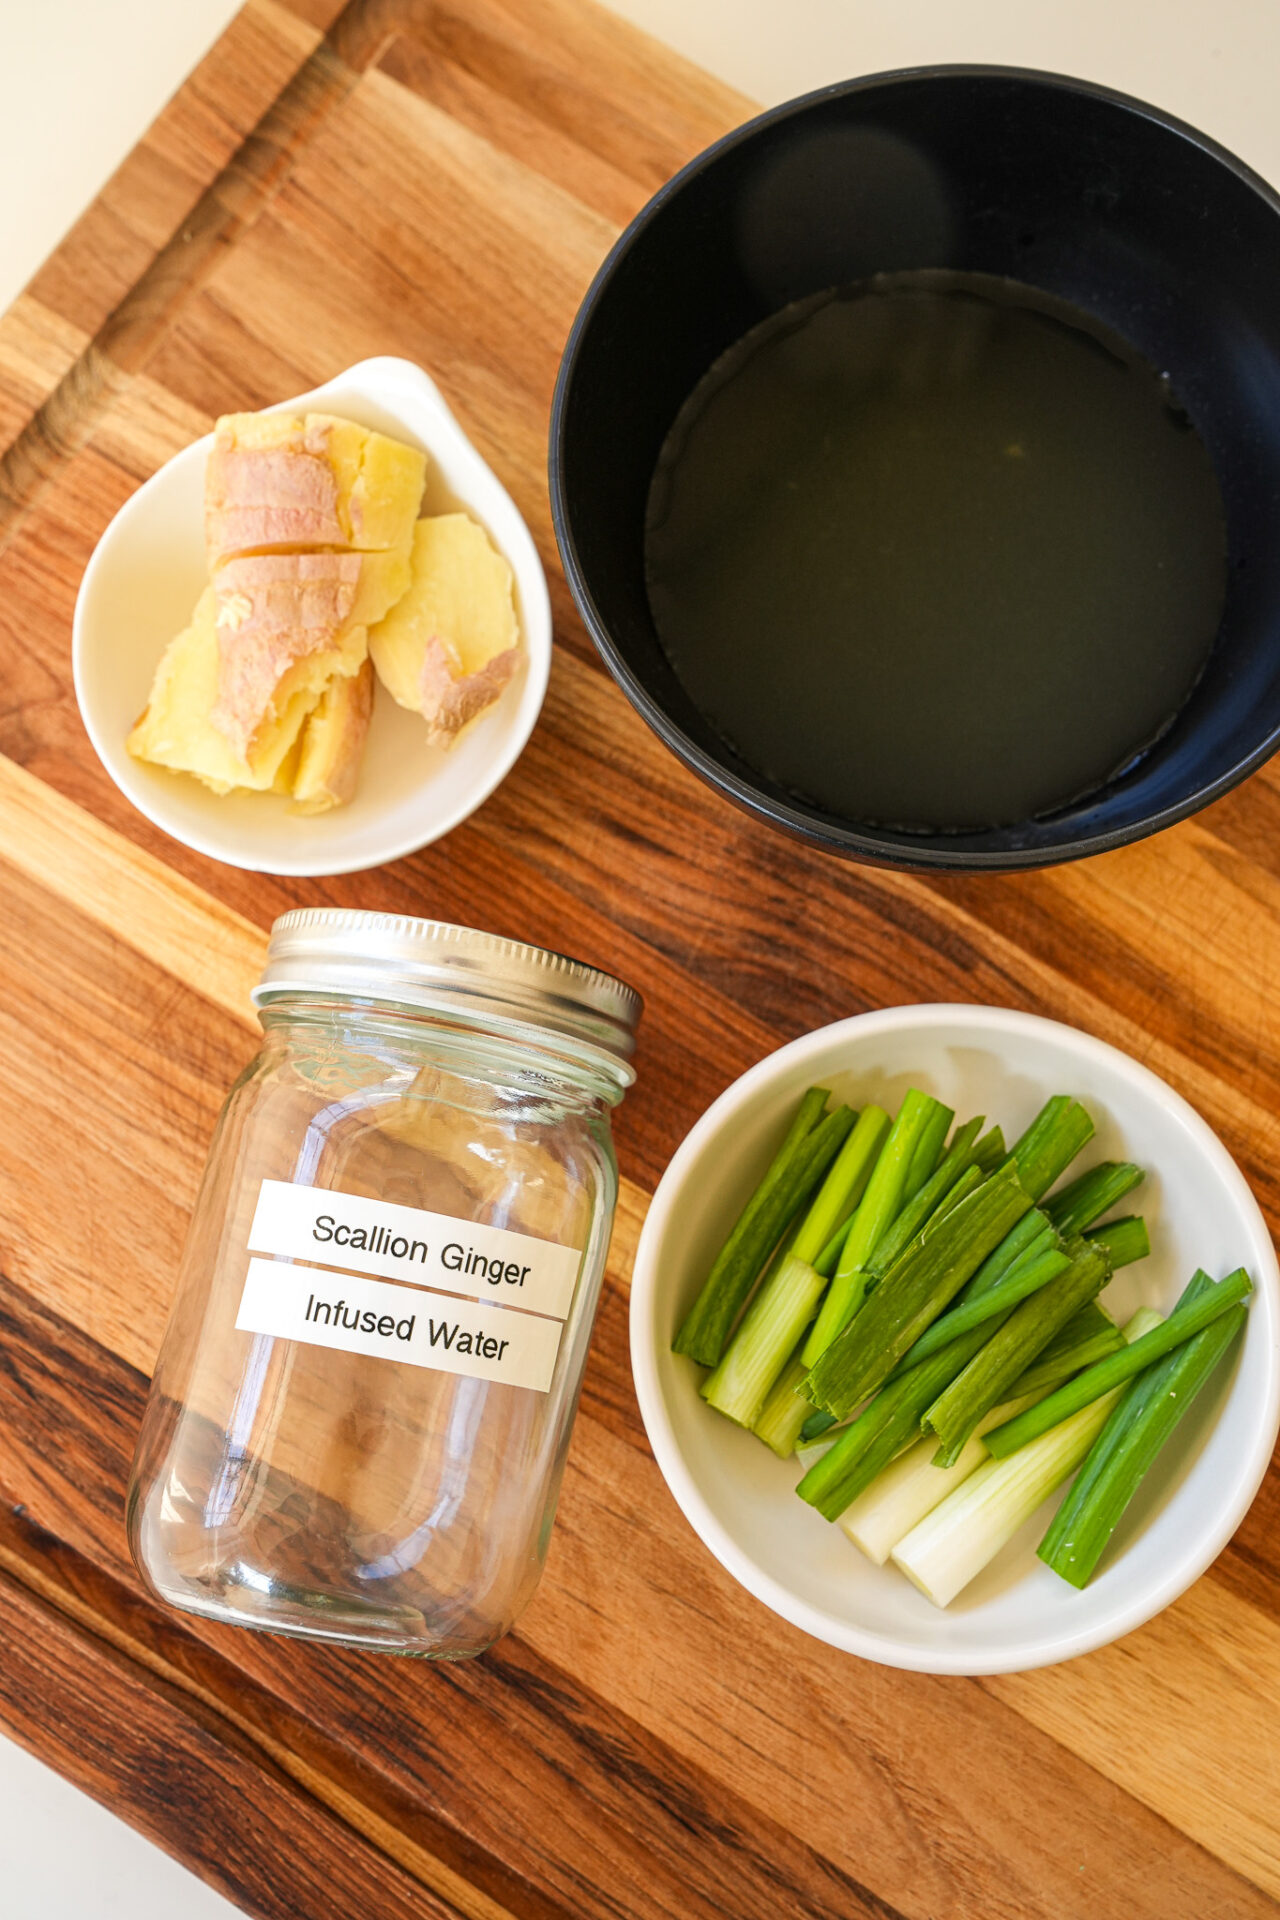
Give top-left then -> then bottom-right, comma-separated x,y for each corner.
840,1394 -> 1034,1564
752,1353 -> 813,1457
797,1322 -> 993,1520
791,1105 -> 891,1267
1039,1271 -> 1247,1587
924,1241 -> 1111,1466
1004,1096 -> 1095,1202
891,1307 -> 1162,1606
1010,1302 -> 1124,1400
802,1092 -> 952,1365
903,1101 -> 954,1201
888,1241 -> 1071,1374
701,1253 -> 827,1427
800,1410 -> 837,1446
1082,1215 -> 1149,1270
804,1162 -> 1034,1420
701,1102 -> 871,1424
1045,1160 -> 1143,1237
863,1117 -> 989,1280
983,1266 -> 1253,1458
673,1086 -> 830,1364
970,1125 -> 1008,1175
953,1208 -> 1054,1306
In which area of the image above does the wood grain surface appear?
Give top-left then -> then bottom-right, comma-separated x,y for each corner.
0,2 -> 1277,1914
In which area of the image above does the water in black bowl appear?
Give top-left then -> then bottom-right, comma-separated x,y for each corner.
644,271 -> 1228,833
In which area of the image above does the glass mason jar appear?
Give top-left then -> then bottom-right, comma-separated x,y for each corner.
128,910 -> 639,1657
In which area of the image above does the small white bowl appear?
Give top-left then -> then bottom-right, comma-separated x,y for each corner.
73,356 -> 551,876
630,1005 -> 1280,1673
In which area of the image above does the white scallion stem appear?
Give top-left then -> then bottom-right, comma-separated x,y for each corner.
752,1356 -> 813,1457
701,1255 -> 826,1428
840,1399 -> 1027,1565
890,1308 -> 1161,1606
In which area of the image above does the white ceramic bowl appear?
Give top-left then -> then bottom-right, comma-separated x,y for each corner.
630,1005 -> 1280,1673
73,356 -> 551,876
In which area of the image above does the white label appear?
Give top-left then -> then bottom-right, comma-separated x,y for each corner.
247,1178 -> 581,1320
235,1258 -> 564,1391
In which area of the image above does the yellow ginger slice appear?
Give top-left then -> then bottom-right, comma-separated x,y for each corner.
272,730 -> 305,795
368,514 -> 520,746
205,410 -> 426,567
209,547 -> 406,760
290,657 -> 374,814
127,588 -> 319,794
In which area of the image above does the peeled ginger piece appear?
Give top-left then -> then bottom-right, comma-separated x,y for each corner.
209,547 -> 405,760
369,514 -> 520,745
127,588 -> 319,794
206,410 -> 426,568
290,658 -> 374,814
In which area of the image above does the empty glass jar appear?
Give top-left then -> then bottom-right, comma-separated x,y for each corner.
128,910 -> 639,1657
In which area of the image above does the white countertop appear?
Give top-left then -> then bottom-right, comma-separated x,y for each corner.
1,0 -> 1277,1913
2,0 -> 1278,321
0,1736 -> 238,1917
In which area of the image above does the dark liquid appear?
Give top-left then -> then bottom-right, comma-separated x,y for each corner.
645,273 -> 1228,832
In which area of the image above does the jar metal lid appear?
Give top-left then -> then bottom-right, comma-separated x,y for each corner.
252,909 -> 641,1076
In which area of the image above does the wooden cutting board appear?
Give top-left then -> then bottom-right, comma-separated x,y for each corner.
0,2 -> 1277,1914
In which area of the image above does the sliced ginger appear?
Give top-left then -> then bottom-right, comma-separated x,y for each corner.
369,514 -> 520,746
127,588 -> 323,794
129,403 -> 521,820
290,658 -> 374,814
209,548 -> 405,760
206,411 -> 426,568
131,409 -> 422,811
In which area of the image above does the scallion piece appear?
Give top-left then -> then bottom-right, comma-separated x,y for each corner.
801,1091 -> 953,1365
804,1162 -> 1034,1419
1010,1302 -> 1124,1400
840,1393 -> 1034,1564
1038,1271 -> 1247,1587
1083,1215 -> 1149,1270
752,1353 -> 813,1457
888,1241 -> 1071,1375
673,1086 -> 830,1364
903,1101 -> 953,1201
920,1162 -> 985,1229
862,1117 -> 989,1280
750,1126 -> 899,1456
970,1125 -> 1009,1176
1004,1096 -> 1095,1202
1045,1160 -> 1143,1237
891,1307 -> 1162,1607
793,1104 -> 892,1267
924,1240 -> 1112,1466
797,1322 -> 993,1520
983,1266 -> 1253,1458
701,1252 -> 828,1426
953,1207 -> 1054,1306
700,1103 -> 869,1423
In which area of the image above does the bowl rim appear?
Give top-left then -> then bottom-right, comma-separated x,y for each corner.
628,1002 -> 1280,1673
549,63 -> 1280,873
73,354 -> 552,878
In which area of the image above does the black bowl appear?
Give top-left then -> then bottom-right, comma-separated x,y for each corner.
550,67 -> 1280,871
